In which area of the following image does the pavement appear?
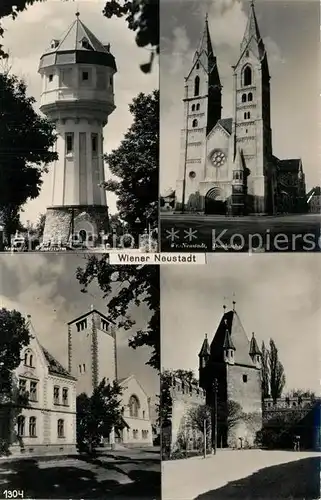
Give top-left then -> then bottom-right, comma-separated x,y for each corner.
0,447 -> 160,499
160,213 -> 321,252
162,449 -> 321,500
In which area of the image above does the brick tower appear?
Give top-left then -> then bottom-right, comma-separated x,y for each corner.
38,12 -> 116,246
199,304 -> 262,448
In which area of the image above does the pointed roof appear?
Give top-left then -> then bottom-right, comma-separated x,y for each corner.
234,148 -> 244,170
249,332 -> 261,356
209,310 -> 256,367
196,15 -> 215,62
199,334 -> 210,357
223,325 -> 236,350
189,15 -> 221,86
48,13 -> 108,54
239,1 -> 266,62
39,12 -> 116,71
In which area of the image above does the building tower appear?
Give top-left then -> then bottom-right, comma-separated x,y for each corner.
67,308 -> 117,396
231,148 -> 247,215
176,15 -> 222,210
232,1 -> 275,214
38,12 -> 117,246
198,304 -> 262,448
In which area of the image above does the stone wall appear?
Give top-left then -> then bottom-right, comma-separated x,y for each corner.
42,206 -> 109,246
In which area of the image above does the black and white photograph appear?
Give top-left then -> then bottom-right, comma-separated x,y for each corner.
0,254 -> 160,499
160,0 -> 320,252
160,254 -> 321,499
0,1 -> 158,253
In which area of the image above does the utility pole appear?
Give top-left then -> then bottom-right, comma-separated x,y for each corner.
212,378 -> 218,455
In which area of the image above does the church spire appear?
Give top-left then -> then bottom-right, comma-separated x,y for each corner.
240,1 -> 266,60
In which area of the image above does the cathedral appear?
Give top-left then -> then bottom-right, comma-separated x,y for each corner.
175,3 -> 306,215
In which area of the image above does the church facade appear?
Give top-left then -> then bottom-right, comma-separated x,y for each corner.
175,4 -> 306,215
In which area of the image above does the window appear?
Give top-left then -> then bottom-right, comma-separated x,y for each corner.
29,355 -> 33,367
133,429 -> 138,439
65,133 -> 74,155
189,171 -> 196,179
243,66 -> 252,86
81,40 -> 91,50
24,353 -> 28,365
242,94 -> 247,103
244,112 -> 251,120
57,419 -> 64,438
49,74 -> 53,82
62,388 -> 68,406
76,319 -> 87,332
101,319 -> 109,331
191,104 -> 195,111
242,374 -> 248,383
29,417 -> 36,437
129,395 -> 140,418
17,416 -> 25,437
19,379 -> 27,393
53,386 -> 60,405
82,71 -> 89,81
29,381 -> 38,402
91,134 -> 98,156
194,75 -> 200,96
196,62 -> 200,69
142,429 -> 148,439
83,364 -> 86,373
79,364 -> 82,374
245,50 -> 249,57
248,92 -> 253,102
192,118 -> 198,128
196,103 -> 200,110
142,410 -> 145,419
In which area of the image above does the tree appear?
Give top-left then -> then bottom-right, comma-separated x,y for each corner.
261,341 -> 270,399
0,308 -> 30,455
103,90 -> 158,240
103,0 -> 159,73
35,213 -> 46,237
188,404 -> 211,450
269,339 -> 286,402
0,72 -> 57,241
76,259 -> 159,370
284,389 -> 316,400
76,378 -> 124,454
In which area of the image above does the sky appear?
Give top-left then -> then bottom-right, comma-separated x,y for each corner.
161,254 -> 321,395
1,0 -> 158,224
160,0 -> 320,195
0,254 -> 159,412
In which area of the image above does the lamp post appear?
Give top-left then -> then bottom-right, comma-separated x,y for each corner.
212,378 -> 218,455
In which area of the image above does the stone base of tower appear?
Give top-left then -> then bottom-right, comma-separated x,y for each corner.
42,205 -> 109,248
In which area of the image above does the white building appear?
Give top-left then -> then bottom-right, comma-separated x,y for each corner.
38,12 -> 116,246
7,327 -> 77,456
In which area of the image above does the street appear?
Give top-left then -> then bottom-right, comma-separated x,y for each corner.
162,450 -> 321,499
0,448 -> 160,499
160,213 -> 321,252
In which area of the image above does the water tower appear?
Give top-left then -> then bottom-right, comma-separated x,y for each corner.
38,12 -> 116,246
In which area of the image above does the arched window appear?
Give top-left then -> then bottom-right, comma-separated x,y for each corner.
194,75 -> 200,96
129,395 -> 140,418
196,62 -> 200,69
192,118 -> 198,128
17,416 -> 25,437
248,92 -> 253,102
242,94 -> 246,103
29,416 -> 36,437
196,103 -> 200,110
29,355 -> 33,367
244,112 -> 247,120
57,419 -> 64,438
247,112 -> 251,119
24,353 -> 28,365
191,104 -> 195,111
243,66 -> 252,86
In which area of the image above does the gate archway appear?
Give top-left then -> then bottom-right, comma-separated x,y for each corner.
205,187 -> 226,215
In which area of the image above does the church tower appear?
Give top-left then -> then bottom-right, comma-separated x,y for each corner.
38,13 -> 117,246
67,308 -> 117,396
176,15 -> 222,210
232,1 -> 275,214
